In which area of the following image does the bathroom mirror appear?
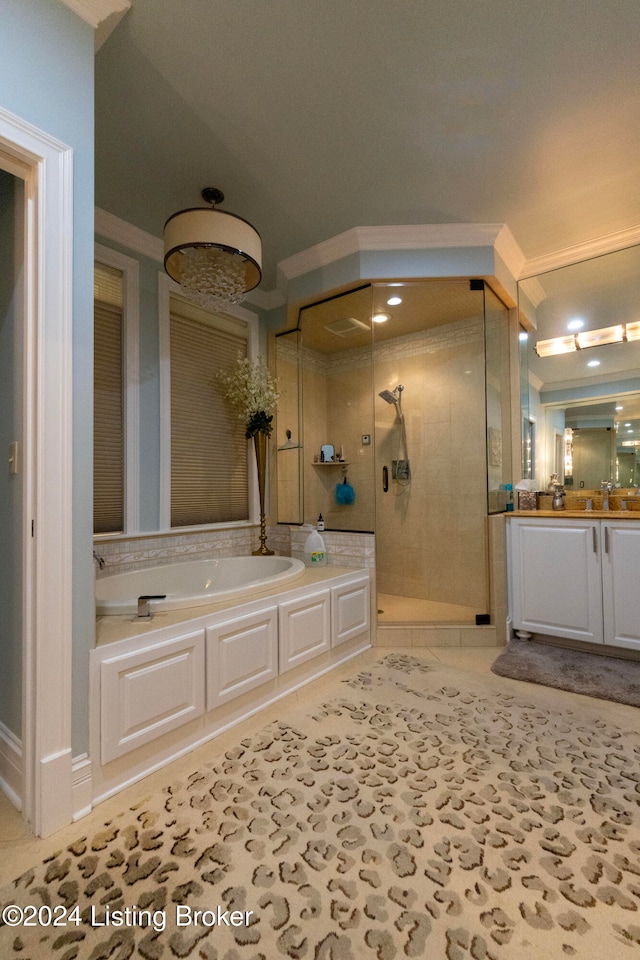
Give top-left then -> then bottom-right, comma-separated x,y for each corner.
518,242 -> 640,487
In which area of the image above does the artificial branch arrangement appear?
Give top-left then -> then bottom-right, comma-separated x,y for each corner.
218,355 -> 281,438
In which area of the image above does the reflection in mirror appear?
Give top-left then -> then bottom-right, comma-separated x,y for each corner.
518,244 -> 640,490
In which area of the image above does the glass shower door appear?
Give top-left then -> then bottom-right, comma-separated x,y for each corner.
372,281 -> 493,625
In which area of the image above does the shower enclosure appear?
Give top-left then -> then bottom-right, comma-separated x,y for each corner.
274,280 -> 512,626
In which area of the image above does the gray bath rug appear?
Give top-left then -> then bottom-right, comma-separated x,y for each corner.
491,640 -> 640,706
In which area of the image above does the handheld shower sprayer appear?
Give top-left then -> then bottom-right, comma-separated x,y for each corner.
377,384 -> 410,484
378,384 -> 404,417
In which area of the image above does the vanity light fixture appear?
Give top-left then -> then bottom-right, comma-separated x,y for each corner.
163,187 -> 262,308
535,321 -> 640,357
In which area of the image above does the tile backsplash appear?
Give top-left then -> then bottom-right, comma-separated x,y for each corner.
94,525 -> 375,577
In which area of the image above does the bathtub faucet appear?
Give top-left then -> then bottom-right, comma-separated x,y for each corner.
137,594 -> 167,619
93,551 -> 106,570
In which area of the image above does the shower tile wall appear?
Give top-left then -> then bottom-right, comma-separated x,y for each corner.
372,318 -> 488,609
274,340 -> 302,523
302,345 -> 375,531
291,305 -> 491,615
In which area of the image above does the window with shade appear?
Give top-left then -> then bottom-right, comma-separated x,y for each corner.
94,262 -> 124,534
169,298 -> 249,527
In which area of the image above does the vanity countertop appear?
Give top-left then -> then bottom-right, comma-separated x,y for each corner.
508,510 -> 640,519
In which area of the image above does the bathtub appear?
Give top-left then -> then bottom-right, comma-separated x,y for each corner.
96,555 -> 306,616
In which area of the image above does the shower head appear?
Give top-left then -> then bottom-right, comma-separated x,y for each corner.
378,384 -> 404,405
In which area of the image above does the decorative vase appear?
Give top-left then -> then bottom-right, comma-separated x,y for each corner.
252,431 -> 274,555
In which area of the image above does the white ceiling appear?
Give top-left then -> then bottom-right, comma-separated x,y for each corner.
94,0 -> 640,295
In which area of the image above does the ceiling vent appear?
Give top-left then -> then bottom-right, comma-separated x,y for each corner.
324,317 -> 370,337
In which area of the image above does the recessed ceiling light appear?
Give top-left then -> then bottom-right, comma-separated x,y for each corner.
386,296 -> 402,306
372,313 -> 389,323
587,359 -> 601,367
567,318 -> 584,331
625,422 -> 632,427
519,332 -> 528,341
616,405 -> 624,411
628,429 -> 634,434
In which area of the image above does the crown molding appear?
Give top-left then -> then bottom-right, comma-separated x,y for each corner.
95,207 -> 163,262
278,223 -> 511,282
245,287 -> 286,311
493,224 -> 527,280
519,222 -> 640,280
58,0 -> 130,28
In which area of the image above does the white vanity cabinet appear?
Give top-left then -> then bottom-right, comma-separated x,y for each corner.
508,517 -> 640,651
601,522 -> 640,650
509,518 -> 602,644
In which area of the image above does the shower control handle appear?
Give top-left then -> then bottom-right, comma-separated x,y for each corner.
382,465 -> 389,492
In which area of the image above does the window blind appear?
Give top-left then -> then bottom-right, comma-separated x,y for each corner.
170,308 -> 249,527
94,299 -> 124,533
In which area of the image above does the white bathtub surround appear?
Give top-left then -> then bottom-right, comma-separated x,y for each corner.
96,555 -> 305,615
91,564 -> 371,805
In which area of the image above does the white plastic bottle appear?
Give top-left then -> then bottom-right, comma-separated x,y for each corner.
304,525 -> 327,566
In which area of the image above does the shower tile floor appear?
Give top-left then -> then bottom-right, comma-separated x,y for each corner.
377,592 -> 482,624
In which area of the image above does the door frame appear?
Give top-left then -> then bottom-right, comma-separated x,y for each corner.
0,106 -> 74,836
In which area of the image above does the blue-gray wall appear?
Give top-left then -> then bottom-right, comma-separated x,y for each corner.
0,0 -> 95,755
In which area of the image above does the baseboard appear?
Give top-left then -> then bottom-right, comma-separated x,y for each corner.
0,725 -> 92,824
72,753 -> 93,820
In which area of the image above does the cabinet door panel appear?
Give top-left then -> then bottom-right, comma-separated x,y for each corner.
331,576 -> 370,647
206,607 -> 278,709
510,520 -> 603,643
101,630 -> 205,763
602,523 -> 640,650
279,589 -> 331,672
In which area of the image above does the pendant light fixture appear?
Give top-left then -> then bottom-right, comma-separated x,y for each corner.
163,187 -> 262,308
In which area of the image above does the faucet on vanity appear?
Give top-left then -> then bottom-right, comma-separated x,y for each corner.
93,551 -> 106,570
600,481 -> 613,510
